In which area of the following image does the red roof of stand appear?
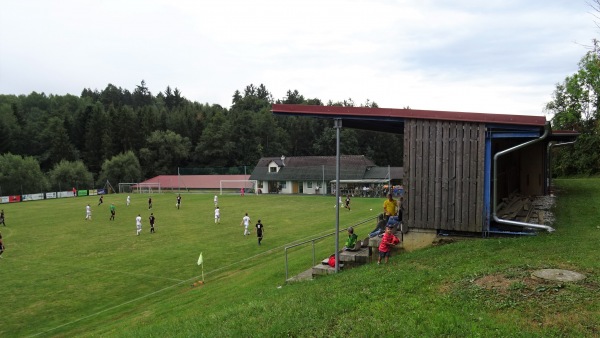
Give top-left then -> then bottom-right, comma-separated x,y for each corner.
271,104 -> 546,126
139,175 -> 251,189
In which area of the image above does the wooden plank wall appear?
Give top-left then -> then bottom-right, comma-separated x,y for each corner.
404,119 -> 485,232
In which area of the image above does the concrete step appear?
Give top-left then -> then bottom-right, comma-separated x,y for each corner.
367,235 -> 404,252
312,262 -> 344,276
338,247 -> 371,264
286,268 -> 314,282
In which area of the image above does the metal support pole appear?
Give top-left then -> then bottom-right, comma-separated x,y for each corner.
322,165 -> 325,195
334,118 -> 342,273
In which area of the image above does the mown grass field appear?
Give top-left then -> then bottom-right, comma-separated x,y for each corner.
1,179 -> 599,337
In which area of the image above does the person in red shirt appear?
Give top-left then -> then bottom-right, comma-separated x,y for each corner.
378,225 -> 400,265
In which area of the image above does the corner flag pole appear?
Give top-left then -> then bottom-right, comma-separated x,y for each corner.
197,252 -> 204,282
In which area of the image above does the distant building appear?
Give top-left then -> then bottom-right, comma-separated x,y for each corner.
135,175 -> 251,193
249,155 -> 403,196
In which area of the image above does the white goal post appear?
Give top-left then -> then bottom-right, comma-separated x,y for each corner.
138,183 -> 161,194
219,180 -> 258,195
119,182 -> 162,194
118,183 -> 137,194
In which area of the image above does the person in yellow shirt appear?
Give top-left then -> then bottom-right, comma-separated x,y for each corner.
383,193 -> 397,221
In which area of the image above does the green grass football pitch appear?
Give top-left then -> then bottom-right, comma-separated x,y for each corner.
0,193 -> 382,336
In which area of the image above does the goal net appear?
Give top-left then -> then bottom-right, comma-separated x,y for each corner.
137,183 -> 161,194
118,183 -> 137,194
219,180 -> 258,195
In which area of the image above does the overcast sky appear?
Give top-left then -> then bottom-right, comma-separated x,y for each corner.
0,0 -> 594,116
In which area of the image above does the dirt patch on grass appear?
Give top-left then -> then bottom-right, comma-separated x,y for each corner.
473,274 -> 515,291
431,238 -> 457,246
472,273 -> 566,294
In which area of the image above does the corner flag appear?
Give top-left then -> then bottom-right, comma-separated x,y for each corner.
197,252 -> 203,266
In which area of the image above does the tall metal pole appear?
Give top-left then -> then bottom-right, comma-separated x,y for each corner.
322,165 -> 325,195
388,165 -> 391,193
334,119 -> 342,273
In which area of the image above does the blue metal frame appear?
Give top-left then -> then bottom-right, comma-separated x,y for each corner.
483,124 -> 544,235
483,131 -> 492,233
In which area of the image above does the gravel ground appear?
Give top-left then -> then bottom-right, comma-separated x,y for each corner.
531,194 -> 556,225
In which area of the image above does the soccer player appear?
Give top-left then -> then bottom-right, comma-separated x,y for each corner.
214,207 -> 220,224
0,209 -> 5,226
0,232 -> 4,258
255,219 -> 264,245
126,195 -> 131,206
85,204 -> 92,221
214,195 -> 218,207
136,214 -> 142,235
109,203 -> 116,221
149,213 -> 156,233
98,195 -> 103,206
176,194 -> 182,209
148,197 -> 152,210
241,213 -> 251,236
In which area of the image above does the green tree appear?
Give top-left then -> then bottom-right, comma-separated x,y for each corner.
97,151 -> 142,186
0,153 -> 49,195
165,105 -> 199,144
546,47 -> 600,175
39,116 -> 79,170
139,130 -> 192,177
83,102 -> 111,173
48,160 -> 94,191
0,96 -> 20,153
110,105 -> 139,153
132,80 -> 153,108
194,111 -> 235,167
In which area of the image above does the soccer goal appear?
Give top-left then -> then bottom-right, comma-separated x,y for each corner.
138,183 -> 162,194
118,183 -> 138,194
219,180 -> 258,195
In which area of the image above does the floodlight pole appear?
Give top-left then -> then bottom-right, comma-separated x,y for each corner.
334,118 -> 342,273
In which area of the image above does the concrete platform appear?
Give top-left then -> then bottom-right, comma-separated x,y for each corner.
312,262 -> 344,276
367,235 -> 404,253
338,247 -> 371,265
286,268 -> 314,282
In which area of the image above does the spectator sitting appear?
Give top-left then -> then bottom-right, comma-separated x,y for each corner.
387,215 -> 400,230
344,227 -> 359,251
369,213 -> 388,238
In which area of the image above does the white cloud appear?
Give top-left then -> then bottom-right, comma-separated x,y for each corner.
0,0 -> 594,115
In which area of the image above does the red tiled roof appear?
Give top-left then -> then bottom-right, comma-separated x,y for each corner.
139,175 -> 251,189
271,104 -> 546,126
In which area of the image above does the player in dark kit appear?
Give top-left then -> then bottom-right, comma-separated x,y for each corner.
109,203 -> 116,221
148,197 -> 152,210
176,194 -> 181,209
255,219 -> 264,245
149,213 -> 156,233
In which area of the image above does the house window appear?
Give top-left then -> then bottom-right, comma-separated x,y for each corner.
269,166 -> 277,173
279,181 -> 287,189
307,181 -> 313,188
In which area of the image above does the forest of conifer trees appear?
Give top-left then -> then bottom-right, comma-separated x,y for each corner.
0,81 -> 403,195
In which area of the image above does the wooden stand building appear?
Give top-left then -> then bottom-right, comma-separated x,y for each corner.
272,104 -> 578,235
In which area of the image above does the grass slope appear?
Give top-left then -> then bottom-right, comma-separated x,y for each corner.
1,179 -> 599,337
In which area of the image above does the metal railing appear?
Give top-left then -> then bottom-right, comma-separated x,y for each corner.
284,215 -> 378,282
